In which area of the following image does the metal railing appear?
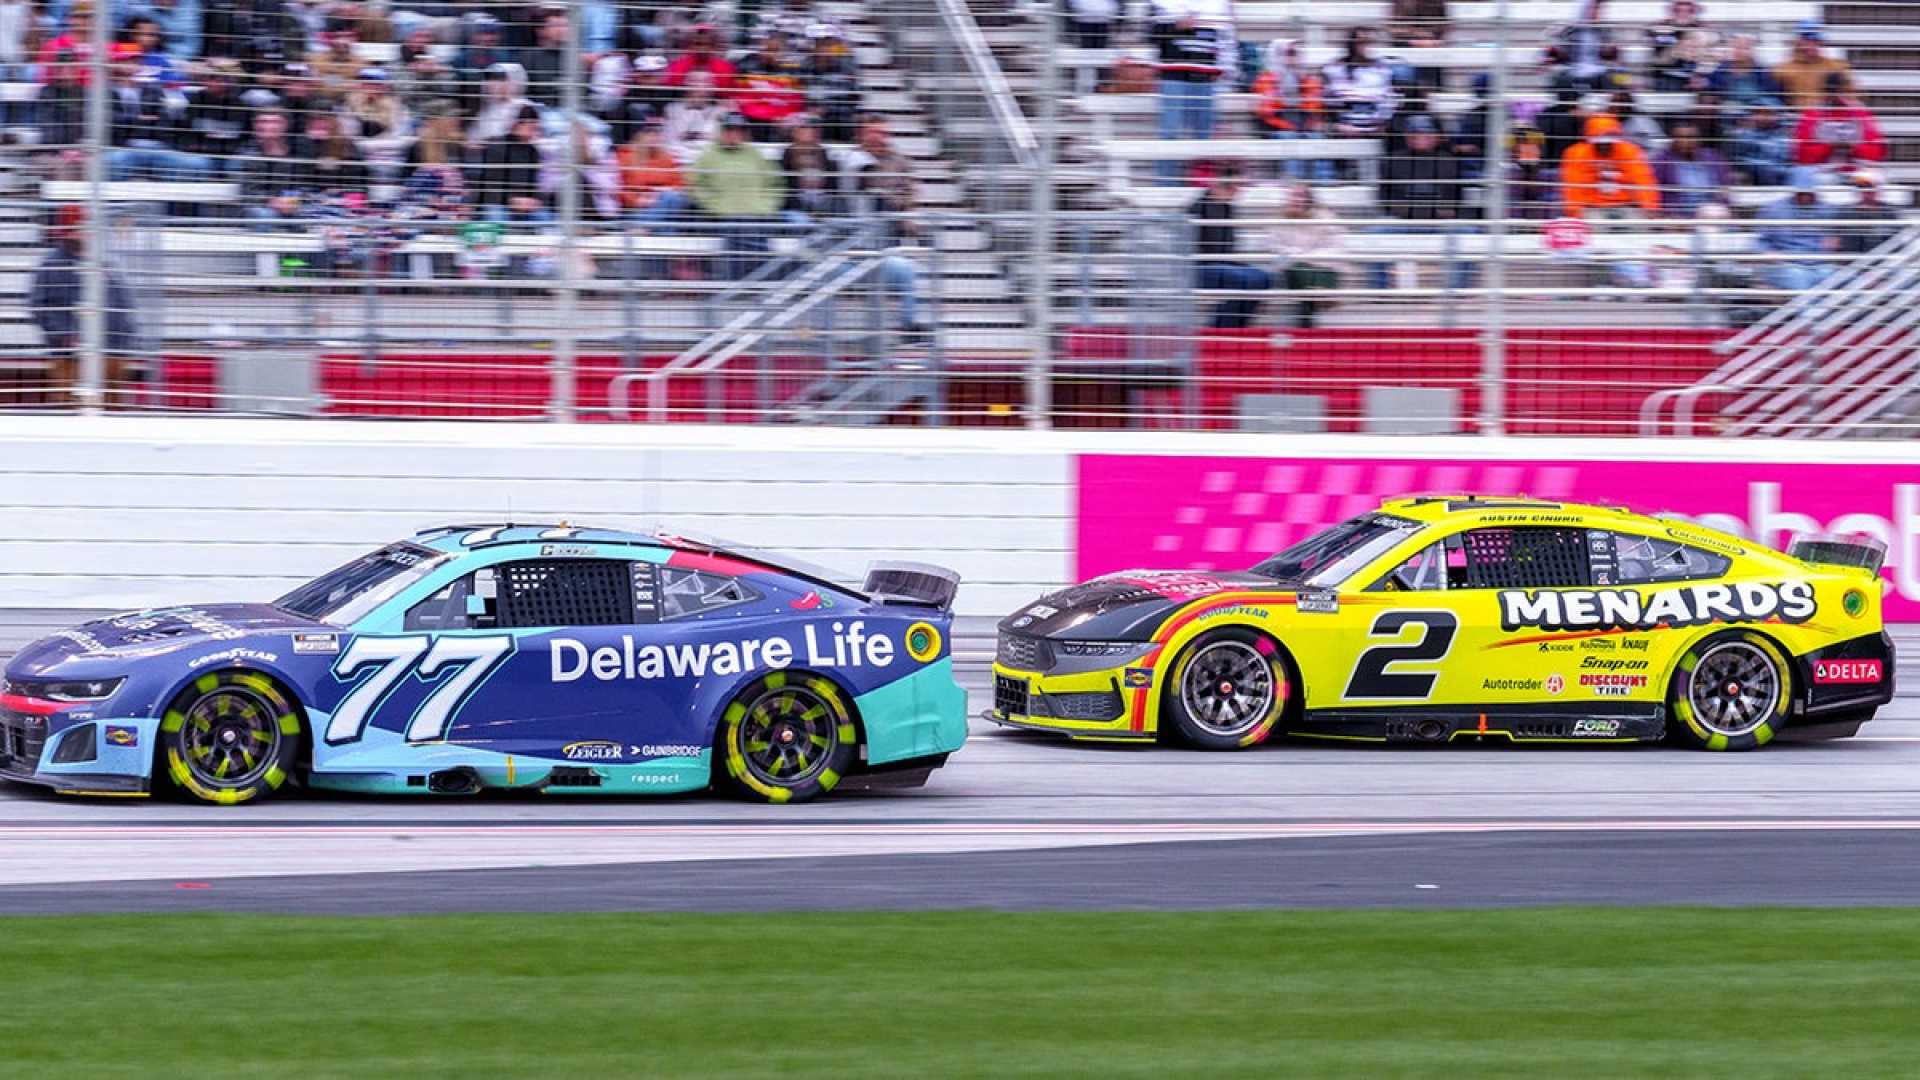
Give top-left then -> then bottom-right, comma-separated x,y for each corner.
6,1 -> 1920,438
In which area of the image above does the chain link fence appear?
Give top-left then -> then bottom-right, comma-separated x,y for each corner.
3,1 -> 1918,435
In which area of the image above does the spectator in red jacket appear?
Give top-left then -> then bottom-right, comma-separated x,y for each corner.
662,24 -> 737,91
735,33 -> 805,141
36,3 -> 97,87
1794,71 -> 1887,169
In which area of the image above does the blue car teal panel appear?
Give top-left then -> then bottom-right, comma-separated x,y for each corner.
0,525 -> 967,805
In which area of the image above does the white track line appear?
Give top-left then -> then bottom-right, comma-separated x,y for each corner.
4,819 -> 1917,886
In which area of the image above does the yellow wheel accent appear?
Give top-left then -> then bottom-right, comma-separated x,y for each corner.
904,621 -> 942,663
717,675 -> 856,804
1672,631 -> 1791,753
163,671 -> 302,804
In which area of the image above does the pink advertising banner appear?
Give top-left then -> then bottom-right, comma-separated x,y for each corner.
1076,454 -> 1920,620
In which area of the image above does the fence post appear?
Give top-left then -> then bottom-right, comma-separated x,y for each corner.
929,211 -> 947,426
548,7 -> 583,422
79,0 -> 110,413
1026,2 -> 1058,430
621,223 -> 640,368
1479,0 -> 1512,436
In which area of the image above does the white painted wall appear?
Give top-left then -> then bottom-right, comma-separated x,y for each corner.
5,417 -> 1919,620
0,418 -> 1075,617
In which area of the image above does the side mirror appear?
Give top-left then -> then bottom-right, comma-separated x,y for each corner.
465,594 -> 488,616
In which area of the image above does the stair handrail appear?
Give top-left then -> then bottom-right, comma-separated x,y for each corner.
606,222 -> 893,422
1643,225 -> 1920,436
933,0 -> 1038,170
1689,226 -> 1920,402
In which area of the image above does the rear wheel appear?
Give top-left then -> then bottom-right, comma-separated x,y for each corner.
1667,631 -> 1792,752
160,671 -> 302,805
1163,629 -> 1289,750
715,673 -> 858,804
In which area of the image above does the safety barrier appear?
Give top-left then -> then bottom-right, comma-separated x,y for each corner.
5,417 -> 1919,620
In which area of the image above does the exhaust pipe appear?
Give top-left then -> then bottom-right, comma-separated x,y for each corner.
426,768 -> 481,795
1413,719 -> 1447,743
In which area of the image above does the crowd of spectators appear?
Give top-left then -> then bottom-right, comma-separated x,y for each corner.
1128,0 -> 1908,318
1166,2 -> 1893,210
2,0 -> 928,312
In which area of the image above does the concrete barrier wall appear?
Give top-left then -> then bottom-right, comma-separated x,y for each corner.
3,417 -> 1918,620
0,418 -> 1074,617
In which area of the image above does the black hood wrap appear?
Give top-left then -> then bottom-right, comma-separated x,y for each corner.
998,570 -> 1290,642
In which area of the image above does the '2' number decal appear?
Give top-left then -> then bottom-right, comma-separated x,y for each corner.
1344,611 -> 1458,700
327,635 -> 514,745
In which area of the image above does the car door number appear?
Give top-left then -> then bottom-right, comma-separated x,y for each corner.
1345,611 -> 1458,700
326,635 -> 514,745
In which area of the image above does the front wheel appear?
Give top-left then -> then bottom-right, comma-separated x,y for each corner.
1668,631 -> 1792,752
160,671 -> 303,805
715,673 -> 858,803
1163,629 -> 1290,750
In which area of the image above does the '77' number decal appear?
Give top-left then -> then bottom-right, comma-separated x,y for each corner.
326,635 -> 514,745
1344,611 -> 1458,700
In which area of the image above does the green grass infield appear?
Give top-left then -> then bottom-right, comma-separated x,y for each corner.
5,908 -> 1918,1077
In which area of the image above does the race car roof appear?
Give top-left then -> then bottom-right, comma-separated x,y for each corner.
1377,495 -> 1644,525
409,523 -> 862,596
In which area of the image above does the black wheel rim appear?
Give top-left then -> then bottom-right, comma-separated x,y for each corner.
739,686 -> 836,787
1689,642 -> 1780,737
1180,641 -> 1275,738
181,686 -> 281,788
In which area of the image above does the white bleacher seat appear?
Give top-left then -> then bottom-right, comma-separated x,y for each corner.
1096,136 -> 1380,191
1074,91 -> 1703,142
351,42 -> 402,65
1124,183 -> 1379,214
1230,2 -> 1818,26
1096,137 -> 1381,161
42,181 -> 240,203
1122,180 -> 1909,217
147,228 -> 807,281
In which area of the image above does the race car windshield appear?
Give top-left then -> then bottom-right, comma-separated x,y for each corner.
1251,515 -> 1421,586
274,543 -> 451,626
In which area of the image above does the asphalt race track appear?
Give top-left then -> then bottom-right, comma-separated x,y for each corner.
3,618 -> 1919,913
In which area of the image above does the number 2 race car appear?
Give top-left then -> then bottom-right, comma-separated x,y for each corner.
992,496 -> 1894,751
0,526 -> 967,804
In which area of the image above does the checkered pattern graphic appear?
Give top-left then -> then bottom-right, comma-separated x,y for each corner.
1111,459 -> 1583,572
1074,453 -> 1920,621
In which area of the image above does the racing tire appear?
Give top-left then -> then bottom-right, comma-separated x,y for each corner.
1162,628 -> 1290,751
1667,631 -> 1793,752
715,672 -> 858,804
159,671 -> 303,805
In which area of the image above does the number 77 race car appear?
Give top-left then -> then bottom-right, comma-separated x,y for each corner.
991,496 -> 1894,751
0,525 -> 967,804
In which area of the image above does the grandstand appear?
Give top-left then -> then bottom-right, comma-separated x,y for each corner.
2,0 -> 1919,435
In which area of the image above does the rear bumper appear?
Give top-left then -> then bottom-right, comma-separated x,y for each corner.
1797,631 -> 1896,719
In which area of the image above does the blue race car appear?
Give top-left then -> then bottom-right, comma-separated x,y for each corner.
0,525 -> 967,805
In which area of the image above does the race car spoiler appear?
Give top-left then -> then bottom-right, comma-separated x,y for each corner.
1790,534 -> 1888,575
863,562 -> 961,612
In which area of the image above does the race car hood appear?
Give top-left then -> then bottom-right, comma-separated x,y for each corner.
6,604 -> 326,677
1002,570 -> 1288,642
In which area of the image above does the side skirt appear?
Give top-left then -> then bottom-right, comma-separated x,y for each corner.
1296,703 -> 1666,745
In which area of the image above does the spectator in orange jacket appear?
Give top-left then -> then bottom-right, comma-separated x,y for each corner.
1793,71 -> 1887,168
1251,39 -> 1322,135
618,118 -> 693,230
1560,114 -> 1660,217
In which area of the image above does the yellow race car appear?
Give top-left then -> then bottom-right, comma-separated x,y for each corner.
990,496 -> 1894,751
